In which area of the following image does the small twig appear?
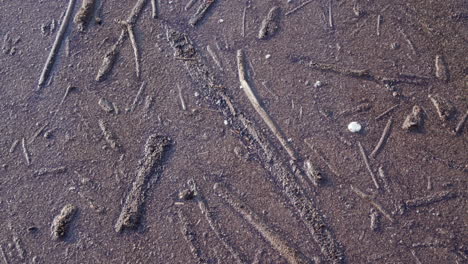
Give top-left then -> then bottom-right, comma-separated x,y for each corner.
21,138 -> 31,166
357,142 -> 380,189
411,249 -> 423,264
185,0 -> 198,11
305,139 -> 341,177
189,0 -> 217,26
375,104 -> 399,121
177,84 -> 187,111
237,49 -> 297,161
206,45 -> 223,71
377,166 -> 390,192
454,110 -> 468,135
29,123 -> 49,144
125,22 -> 141,79
285,0 -> 314,17
376,15 -> 381,36
151,0 -> 158,19
328,0 -> 334,29
9,139 -> 19,153
59,85 -> 76,106
370,118 -> 393,159
351,186 -> 394,222
0,245 -> 9,264
38,0 -> 77,89
128,82 -> 146,112
399,28 -> 417,55
405,190 -> 456,208
241,5 -> 247,37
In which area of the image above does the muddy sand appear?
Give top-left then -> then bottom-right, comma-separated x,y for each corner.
0,0 -> 467,263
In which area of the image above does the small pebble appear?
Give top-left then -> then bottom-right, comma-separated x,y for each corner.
265,54 -> 271,59
314,81 -> 323,88
348,121 -> 362,133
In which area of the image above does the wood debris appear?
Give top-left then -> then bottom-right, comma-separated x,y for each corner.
428,94 -> 455,121
402,105 -> 423,130
285,0 -> 314,17
357,142 -> 380,189
185,0 -> 198,11
51,204 -> 77,240
33,166 -> 67,176
115,135 -> 172,232
167,27 -> 345,263
237,49 -> 297,161
377,166 -> 390,192
435,55 -> 449,82
258,6 -> 281,40
350,186 -> 394,222
98,119 -> 121,150
9,139 -> 19,153
214,183 -> 312,264
370,209 -> 380,231
370,118 -> 393,158
96,0 -> 148,81
206,45 -> 223,71
124,21 -> 141,79
74,0 -> 96,31
375,104 -> 399,121
189,180 -> 245,264
189,0 -> 217,26
151,0 -> 158,19
21,138 -> 31,166
405,190 -> 457,209
177,210 -> 206,263
304,159 -> 324,186
38,0 -> 77,89
0,245 -> 9,264
127,82 -> 146,112
454,110 -> 468,135
177,84 -> 187,111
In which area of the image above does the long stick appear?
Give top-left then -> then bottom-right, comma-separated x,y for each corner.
237,49 -> 297,161
38,0 -> 77,89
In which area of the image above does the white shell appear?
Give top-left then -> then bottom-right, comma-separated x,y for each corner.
348,121 -> 362,133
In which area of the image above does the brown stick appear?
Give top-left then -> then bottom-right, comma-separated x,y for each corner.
370,118 -> 393,158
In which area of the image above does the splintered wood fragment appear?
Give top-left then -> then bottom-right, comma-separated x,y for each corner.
96,0 -> 147,81
151,0 -> 158,19
292,57 -> 427,86
0,245 -> 9,264
377,166 -> 390,192
376,15 -> 381,36
206,45 -> 223,71
98,119 -> 121,150
328,0 -> 334,29
304,160 -> 323,186
189,0 -> 216,26
115,135 -> 172,232
357,142 -> 380,189
51,204 -> 77,240
370,118 -> 393,158
370,209 -> 379,231
214,183 -> 311,264
38,0 -> 77,89
59,85 -> 76,106
350,186 -> 394,222
177,84 -> 187,111
177,210 -> 206,263
128,82 -> 146,112
237,50 -> 297,161
435,55 -> 449,82
375,104 -> 399,121
21,138 -> 31,166
241,6 -> 247,37
428,94 -> 455,121
98,98 -> 114,113
258,6 -> 281,39
190,180 -> 245,264
34,166 -> 67,176
454,110 -> 468,135
185,0 -> 198,11
285,0 -> 314,17
74,0 -> 96,31
96,30 -> 127,81
402,105 -> 423,130
29,123 -> 49,144
9,139 -> 19,153
125,22 -> 141,79
127,0 -> 149,25
405,190 -> 457,208
305,140 -> 341,177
